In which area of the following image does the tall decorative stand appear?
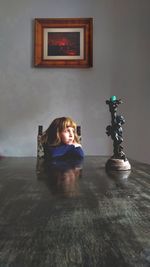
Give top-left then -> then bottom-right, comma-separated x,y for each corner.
105,96 -> 131,171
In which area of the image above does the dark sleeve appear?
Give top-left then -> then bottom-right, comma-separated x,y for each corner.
44,144 -> 84,160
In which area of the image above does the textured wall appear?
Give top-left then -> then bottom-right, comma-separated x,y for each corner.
0,0 -> 150,163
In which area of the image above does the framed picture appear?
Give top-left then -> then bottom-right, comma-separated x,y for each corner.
34,18 -> 93,68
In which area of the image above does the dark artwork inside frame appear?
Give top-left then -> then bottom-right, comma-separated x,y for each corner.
48,32 -> 80,56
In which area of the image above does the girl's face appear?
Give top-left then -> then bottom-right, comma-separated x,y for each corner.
60,126 -> 75,145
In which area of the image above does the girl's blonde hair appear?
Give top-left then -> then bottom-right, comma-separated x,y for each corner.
41,117 -> 80,146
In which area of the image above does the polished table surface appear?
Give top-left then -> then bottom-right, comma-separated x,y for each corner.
0,156 -> 150,267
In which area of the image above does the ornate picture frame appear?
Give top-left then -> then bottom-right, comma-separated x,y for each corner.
34,18 -> 93,68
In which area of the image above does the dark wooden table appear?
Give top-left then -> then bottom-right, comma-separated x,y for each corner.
0,156 -> 149,267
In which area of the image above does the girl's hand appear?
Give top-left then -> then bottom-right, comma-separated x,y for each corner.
73,142 -> 82,148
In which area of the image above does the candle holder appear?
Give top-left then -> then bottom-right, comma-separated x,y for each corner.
105,96 -> 131,171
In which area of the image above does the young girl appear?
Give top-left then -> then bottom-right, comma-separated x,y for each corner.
41,117 -> 84,160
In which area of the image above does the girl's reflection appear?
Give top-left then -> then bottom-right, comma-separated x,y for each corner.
37,159 -> 83,197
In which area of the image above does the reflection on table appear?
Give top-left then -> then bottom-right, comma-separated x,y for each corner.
37,158 -> 83,197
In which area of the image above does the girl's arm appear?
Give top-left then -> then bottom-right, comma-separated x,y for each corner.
44,144 -> 84,159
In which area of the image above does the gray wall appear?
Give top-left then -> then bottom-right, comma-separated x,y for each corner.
109,0 -> 150,164
0,0 -> 150,164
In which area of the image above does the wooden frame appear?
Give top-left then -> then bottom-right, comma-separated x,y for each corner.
34,18 -> 93,68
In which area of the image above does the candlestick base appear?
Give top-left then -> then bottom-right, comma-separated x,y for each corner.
105,158 -> 131,171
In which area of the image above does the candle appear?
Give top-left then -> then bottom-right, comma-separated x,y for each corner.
110,95 -> 117,102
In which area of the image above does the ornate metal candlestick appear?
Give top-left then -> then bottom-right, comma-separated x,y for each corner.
105,96 -> 131,171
